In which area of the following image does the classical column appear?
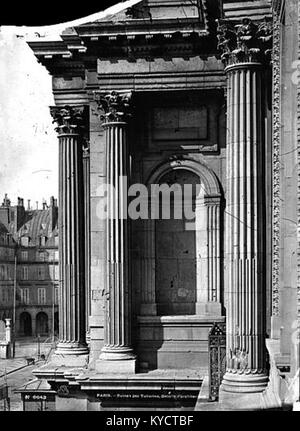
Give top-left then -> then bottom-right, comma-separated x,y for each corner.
50,105 -> 89,363
94,91 -> 136,373
217,18 -> 272,394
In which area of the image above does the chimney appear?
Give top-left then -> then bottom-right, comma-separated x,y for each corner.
42,200 -> 47,210
49,196 -> 58,233
36,201 -> 38,210
0,194 -> 11,228
2,194 -> 11,207
27,200 -> 31,210
15,196 -> 25,233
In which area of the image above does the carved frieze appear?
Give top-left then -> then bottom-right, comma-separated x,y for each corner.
216,17 -> 273,66
272,14 -> 281,317
93,90 -> 132,123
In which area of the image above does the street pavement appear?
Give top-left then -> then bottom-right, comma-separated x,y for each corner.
0,358 -> 28,377
0,341 -> 55,411
0,363 -> 37,411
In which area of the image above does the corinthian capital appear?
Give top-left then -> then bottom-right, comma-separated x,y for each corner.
216,17 -> 273,66
93,90 -> 132,123
50,105 -> 88,135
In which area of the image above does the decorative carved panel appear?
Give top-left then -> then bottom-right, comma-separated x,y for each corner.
152,107 -> 208,141
209,322 -> 226,401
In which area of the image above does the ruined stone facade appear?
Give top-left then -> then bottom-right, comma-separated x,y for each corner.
27,0 -> 299,410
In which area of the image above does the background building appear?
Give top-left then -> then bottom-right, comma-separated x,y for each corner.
0,195 -> 59,340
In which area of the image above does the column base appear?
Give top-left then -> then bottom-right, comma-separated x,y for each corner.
96,346 -> 137,374
52,342 -> 89,366
96,358 -> 136,374
218,388 -> 265,410
220,371 -> 269,394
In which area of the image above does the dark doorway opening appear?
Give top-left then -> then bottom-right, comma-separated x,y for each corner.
20,312 -> 32,336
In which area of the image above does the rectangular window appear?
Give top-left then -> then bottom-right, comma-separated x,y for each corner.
0,266 -> 8,280
54,287 -> 59,304
21,251 -> 28,261
39,252 -> 45,261
22,266 -> 28,281
38,267 -> 45,280
21,288 -> 29,305
20,236 -> 29,247
54,265 -> 59,280
38,288 -> 46,305
39,236 -> 47,247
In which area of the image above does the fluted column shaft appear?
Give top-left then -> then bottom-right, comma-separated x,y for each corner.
83,146 -> 91,341
222,63 -> 268,392
100,121 -> 135,361
51,106 -> 88,355
207,200 -> 221,303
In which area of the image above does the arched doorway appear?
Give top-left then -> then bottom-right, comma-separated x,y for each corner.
19,312 -> 32,336
36,312 -> 48,336
54,311 -> 59,335
143,157 -> 223,317
155,169 -> 199,315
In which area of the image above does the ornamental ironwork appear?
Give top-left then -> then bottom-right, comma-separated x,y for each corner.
208,321 -> 226,401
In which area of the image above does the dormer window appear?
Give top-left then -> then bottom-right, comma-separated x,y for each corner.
20,236 -> 29,247
39,236 -> 47,246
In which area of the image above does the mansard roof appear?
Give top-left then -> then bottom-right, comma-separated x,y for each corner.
17,208 -> 58,246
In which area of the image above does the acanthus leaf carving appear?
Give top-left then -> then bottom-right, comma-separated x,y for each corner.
50,105 -> 88,135
216,17 -> 273,66
93,90 -> 133,123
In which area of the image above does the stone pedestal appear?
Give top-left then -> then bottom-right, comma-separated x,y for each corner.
216,18 -> 273,394
94,91 -> 136,374
50,106 -> 89,364
5,318 -> 11,343
0,342 -> 10,359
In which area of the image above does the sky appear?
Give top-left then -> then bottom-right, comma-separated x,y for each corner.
0,30 -> 57,208
0,0 -> 141,209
